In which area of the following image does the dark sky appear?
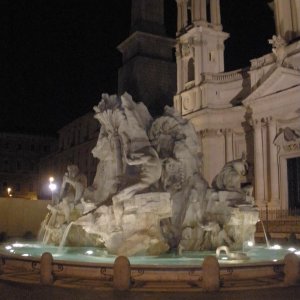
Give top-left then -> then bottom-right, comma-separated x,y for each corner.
1,0 -> 275,135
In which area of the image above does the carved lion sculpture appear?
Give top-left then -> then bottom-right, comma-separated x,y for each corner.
212,154 -> 248,192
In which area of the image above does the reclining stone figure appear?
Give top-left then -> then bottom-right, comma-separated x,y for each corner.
212,153 -> 248,193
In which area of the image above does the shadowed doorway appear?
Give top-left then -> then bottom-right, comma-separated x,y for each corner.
287,157 -> 300,213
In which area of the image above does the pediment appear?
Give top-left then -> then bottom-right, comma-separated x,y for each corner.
274,127 -> 300,153
243,66 -> 300,104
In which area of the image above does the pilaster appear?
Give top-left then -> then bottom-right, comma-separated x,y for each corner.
268,117 -> 280,208
225,129 -> 233,162
253,119 -> 265,206
200,0 -> 207,22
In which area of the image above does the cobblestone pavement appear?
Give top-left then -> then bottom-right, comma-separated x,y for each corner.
1,280 -> 300,300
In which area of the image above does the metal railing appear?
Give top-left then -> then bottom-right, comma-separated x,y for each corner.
259,208 -> 300,221
257,208 -> 300,236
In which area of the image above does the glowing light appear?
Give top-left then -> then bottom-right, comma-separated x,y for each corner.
49,183 -> 57,192
9,250 -> 14,253
273,259 -> 278,262
288,247 -> 296,252
295,251 -> 300,255
21,254 -> 29,257
5,245 -> 12,250
49,177 -> 57,192
247,241 -> 254,247
270,244 -> 282,250
12,243 -> 24,248
7,187 -> 12,197
53,254 -> 61,257
85,250 -> 94,255
221,257 -> 228,260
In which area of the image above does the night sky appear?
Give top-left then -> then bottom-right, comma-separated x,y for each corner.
1,0 -> 275,135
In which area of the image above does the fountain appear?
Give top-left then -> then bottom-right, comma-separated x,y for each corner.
1,93 -> 299,290
37,93 -> 259,254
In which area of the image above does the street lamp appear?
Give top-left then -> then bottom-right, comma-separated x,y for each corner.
7,187 -> 12,197
48,177 -> 57,204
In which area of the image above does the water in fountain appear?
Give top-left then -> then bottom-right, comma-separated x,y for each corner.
259,219 -> 271,248
58,222 -> 74,251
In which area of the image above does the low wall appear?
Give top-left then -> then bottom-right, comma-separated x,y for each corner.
0,197 -> 50,238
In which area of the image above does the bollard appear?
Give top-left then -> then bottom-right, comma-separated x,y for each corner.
202,255 -> 220,292
284,253 -> 300,286
40,252 -> 54,285
0,256 -> 3,275
113,256 -> 131,291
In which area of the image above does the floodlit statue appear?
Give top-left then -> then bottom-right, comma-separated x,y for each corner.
40,93 -> 258,255
212,153 -> 248,193
60,164 -> 87,204
149,106 -> 208,250
84,131 -> 119,204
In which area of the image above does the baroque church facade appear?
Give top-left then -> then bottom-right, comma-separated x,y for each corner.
173,0 -> 300,211
37,0 -> 300,213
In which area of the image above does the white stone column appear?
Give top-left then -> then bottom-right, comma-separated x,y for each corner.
253,119 -> 265,206
182,0 -> 188,28
225,129 -> 233,162
176,0 -> 183,32
192,0 -> 201,22
274,0 -> 293,41
268,117 -> 280,207
193,38 -> 202,85
200,0 -> 207,22
291,0 -> 300,37
262,122 -> 269,202
210,0 -> 221,29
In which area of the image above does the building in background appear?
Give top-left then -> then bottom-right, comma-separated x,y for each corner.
0,132 -> 57,199
38,0 -> 178,199
174,0 -> 300,211
7,0 -> 299,214
117,0 -> 176,116
38,112 -> 99,199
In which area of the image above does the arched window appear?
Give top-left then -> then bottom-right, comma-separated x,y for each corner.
187,58 -> 195,82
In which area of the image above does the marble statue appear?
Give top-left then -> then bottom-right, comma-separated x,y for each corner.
84,130 -> 119,204
212,153 -> 248,192
60,164 -> 87,204
40,92 -> 259,255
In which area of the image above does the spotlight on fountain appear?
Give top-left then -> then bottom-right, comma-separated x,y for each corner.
48,177 -> 57,204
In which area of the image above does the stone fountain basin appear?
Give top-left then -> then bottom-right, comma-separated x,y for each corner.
1,242 -> 300,290
0,242 -> 297,265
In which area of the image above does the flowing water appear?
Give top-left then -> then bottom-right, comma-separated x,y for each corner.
259,219 -> 271,248
58,221 -> 74,250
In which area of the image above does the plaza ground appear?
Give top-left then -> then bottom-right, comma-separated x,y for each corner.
1,279 -> 300,300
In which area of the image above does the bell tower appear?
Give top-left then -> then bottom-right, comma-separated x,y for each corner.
175,0 -> 229,96
118,0 -> 176,116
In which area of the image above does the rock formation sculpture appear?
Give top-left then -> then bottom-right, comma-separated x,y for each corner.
40,92 -> 258,255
